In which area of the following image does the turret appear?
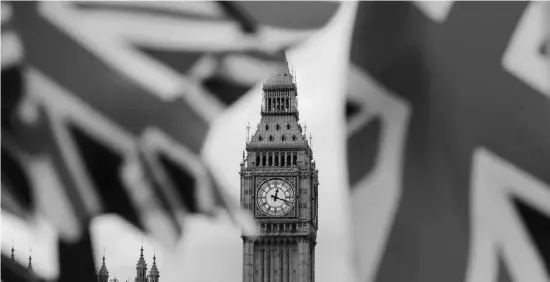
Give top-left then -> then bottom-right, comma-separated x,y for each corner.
98,255 -> 109,282
148,255 -> 160,282
135,246 -> 147,282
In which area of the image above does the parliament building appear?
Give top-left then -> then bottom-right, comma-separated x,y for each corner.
96,246 -> 159,282
240,63 -> 319,282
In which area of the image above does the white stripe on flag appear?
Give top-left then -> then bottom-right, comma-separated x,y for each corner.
348,65 -> 411,282
466,148 -> 550,282
1,32 -> 23,69
502,1 -> 550,97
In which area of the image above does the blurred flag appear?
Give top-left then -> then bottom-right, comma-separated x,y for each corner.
1,254 -> 45,282
1,1 -> 340,281
346,2 -> 549,282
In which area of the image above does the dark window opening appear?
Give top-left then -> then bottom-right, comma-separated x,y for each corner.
269,135 -> 274,142
287,124 -> 291,130
274,154 -> 279,166
286,98 -> 289,111
282,135 -> 286,142
256,155 -> 260,166
293,154 -> 297,166
292,135 -> 297,141
265,124 -> 269,130
268,155 -> 273,166
276,124 -> 280,130
258,135 -> 263,141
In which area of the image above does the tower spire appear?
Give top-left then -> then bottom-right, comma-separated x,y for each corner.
135,245 -> 148,282
283,56 -> 291,77
98,252 -> 109,282
148,253 -> 160,282
27,254 -> 33,272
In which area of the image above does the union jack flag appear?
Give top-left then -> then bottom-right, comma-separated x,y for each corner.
1,1 -> 340,281
346,2 -> 550,282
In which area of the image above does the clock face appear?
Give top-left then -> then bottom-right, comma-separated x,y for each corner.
257,179 -> 295,216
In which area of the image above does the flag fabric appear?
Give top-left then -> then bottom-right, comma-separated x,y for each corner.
1,1 -> 340,281
346,1 -> 549,282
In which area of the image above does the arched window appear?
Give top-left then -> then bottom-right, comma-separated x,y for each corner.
265,124 -> 269,130
293,154 -> 298,166
269,135 -> 274,142
268,154 -> 273,166
276,124 -> 280,130
287,154 -> 291,166
287,124 -> 291,130
281,154 -> 286,166
262,154 -> 267,166
258,135 -> 263,141
256,155 -> 260,166
286,98 -> 290,111
282,135 -> 286,142
292,135 -> 297,141
274,153 -> 279,166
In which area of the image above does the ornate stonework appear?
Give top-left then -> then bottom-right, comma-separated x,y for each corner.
240,64 -> 318,282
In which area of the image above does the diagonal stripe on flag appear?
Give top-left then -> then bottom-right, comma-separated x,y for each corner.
347,1 -> 550,281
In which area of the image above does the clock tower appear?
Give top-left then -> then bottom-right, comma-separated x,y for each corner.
240,63 -> 319,282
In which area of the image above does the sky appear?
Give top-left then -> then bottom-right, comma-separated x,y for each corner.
1,2 -> 358,281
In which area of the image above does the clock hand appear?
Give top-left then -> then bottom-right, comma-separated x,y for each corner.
271,195 -> 292,204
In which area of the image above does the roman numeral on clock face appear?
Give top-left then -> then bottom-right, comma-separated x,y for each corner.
256,178 -> 295,216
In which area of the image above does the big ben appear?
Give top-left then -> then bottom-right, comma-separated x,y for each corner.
240,63 -> 319,282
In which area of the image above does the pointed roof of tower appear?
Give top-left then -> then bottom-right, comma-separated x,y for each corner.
262,59 -> 295,90
247,59 -> 312,151
136,246 -> 147,269
98,255 -> 109,278
11,246 -> 15,260
148,255 -> 159,278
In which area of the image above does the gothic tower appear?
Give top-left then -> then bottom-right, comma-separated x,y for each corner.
135,247 -> 147,282
148,255 -> 160,282
240,63 -> 319,282
98,255 -> 109,282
